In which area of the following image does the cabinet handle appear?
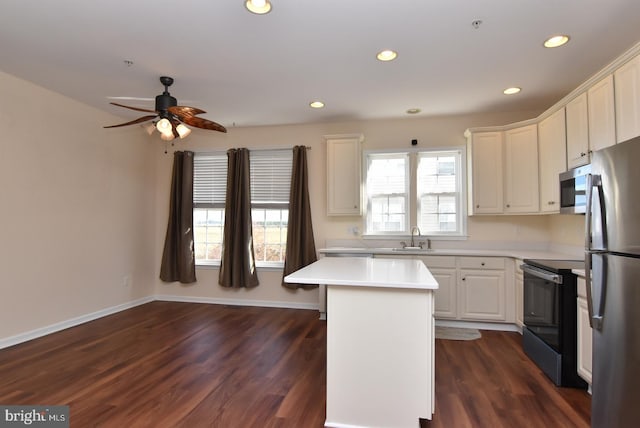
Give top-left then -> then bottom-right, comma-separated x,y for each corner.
580,152 -> 586,157
506,204 -> 511,208
354,205 -> 358,208
462,277 -> 466,281
548,201 -> 556,205
481,262 -> 485,266
476,204 -> 480,208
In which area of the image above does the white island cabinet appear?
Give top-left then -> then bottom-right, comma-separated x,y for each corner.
285,257 -> 438,428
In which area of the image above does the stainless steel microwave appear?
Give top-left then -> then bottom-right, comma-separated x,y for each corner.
559,164 -> 591,214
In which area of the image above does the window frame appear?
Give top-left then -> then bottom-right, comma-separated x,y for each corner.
363,146 -> 467,239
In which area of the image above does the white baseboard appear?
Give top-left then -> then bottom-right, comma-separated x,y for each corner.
154,294 -> 320,311
0,295 -> 319,350
0,296 -> 154,350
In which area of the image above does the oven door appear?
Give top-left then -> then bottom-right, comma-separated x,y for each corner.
522,264 -> 562,352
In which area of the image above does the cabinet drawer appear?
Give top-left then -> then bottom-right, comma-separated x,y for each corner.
457,257 -> 505,270
420,256 -> 456,269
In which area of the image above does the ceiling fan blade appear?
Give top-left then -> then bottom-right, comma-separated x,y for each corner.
179,115 -> 227,133
110,102 -> 157,114
168,106 -> 207,117
168,106 -> 227,133
104,115 -> 157,128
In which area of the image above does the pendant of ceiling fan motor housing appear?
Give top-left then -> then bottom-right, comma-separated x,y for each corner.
156,76 -> 177,112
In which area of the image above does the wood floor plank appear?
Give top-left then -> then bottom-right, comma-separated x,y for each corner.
0,302 -> 590,427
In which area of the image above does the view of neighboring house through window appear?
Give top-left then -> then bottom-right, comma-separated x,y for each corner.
193,150 -> 292,267
365,148 -> 465,237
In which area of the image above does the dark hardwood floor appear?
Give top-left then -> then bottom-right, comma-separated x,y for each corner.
0,302 -> 590,427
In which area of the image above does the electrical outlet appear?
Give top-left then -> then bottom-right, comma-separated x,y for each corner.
122,275 -> 132,288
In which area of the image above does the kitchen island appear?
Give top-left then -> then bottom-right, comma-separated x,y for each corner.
284,257 -> 438,428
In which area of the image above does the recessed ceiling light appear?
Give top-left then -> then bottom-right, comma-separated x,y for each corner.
503,87 -> 521,95
376,49 -> 398,62
309,101 -> 324,109
245,0 -> 271,14
544,35 -> 570,48
406,108 -> 421,115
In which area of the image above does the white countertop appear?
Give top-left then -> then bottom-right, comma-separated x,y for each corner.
319,246 -> 579,261
284,257 -> 438,290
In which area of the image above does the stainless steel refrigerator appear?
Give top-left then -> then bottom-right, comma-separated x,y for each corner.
586,135 -> 640,428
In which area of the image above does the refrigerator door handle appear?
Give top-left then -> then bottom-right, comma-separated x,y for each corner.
585,251 -> 606,330
585,173 -> 607,251
585,173 -> 606,331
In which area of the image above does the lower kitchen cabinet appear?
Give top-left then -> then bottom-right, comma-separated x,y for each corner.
421,256 -> 457,319
418,256 -> 509,323
576,277 -> 593,385
459,268 -> 506,321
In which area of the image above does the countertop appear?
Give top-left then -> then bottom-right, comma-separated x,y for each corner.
319,246 -> 580,261
284,257 -> 438,290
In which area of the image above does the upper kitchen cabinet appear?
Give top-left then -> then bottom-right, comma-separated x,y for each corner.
538,108 -> 567,213
504,124 -> 540,213
325,134 -> 364,216
587,74 -> 617,152
615,54 -> 640,143
566,93 -> 590,168
466,130 -> 503,215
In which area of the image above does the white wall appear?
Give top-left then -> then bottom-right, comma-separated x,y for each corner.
0,71 -> 157,340
153,110 -> 548,307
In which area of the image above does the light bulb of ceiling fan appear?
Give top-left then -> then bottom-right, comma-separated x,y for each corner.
176,124 -> 191,139
156,118 -> 171,133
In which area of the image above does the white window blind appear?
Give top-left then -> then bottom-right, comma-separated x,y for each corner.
250,150 -> 293,206
193,153 -> 227,208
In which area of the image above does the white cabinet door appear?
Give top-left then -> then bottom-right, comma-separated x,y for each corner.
430,268 -> 457,319
325,134 -> 363,216
615,54 -> 640,143
538,108 -> 567,212
566,93 -> 591,168
588,74 -> 617,152
467,131 -> 503,214
458,269 -> 506,321
504,124 -> 539,213
577,296 -> 593,384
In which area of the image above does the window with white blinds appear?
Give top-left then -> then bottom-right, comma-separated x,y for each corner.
364,149 -> 465,236
249,150 -> 292,207
193,153 -> 227,208
192,150 -> 293,266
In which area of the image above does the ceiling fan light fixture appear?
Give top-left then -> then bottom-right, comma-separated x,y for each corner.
156,118 -> 172,133
176,123 -> 191,139
160,132 -> 175,141
245,0 -> 271,14
143,122 -> 156,135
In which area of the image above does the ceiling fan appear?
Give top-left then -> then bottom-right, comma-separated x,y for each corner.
104,76 -> 227,140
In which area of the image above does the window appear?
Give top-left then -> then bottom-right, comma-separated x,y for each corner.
193,153 -> 227,263
365,153 -> 409,234
193,150 -> 292,266
249,150 -> 292,266
365,148 -> 465,237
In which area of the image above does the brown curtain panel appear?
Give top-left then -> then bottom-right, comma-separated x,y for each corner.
282,146 -> 318,289
160,151 -> 197,284
219,148 -> 259,288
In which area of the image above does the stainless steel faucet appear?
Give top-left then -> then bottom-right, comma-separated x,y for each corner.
410,226 -> 421,247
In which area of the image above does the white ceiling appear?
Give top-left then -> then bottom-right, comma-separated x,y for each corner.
2,0 -> 640,130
